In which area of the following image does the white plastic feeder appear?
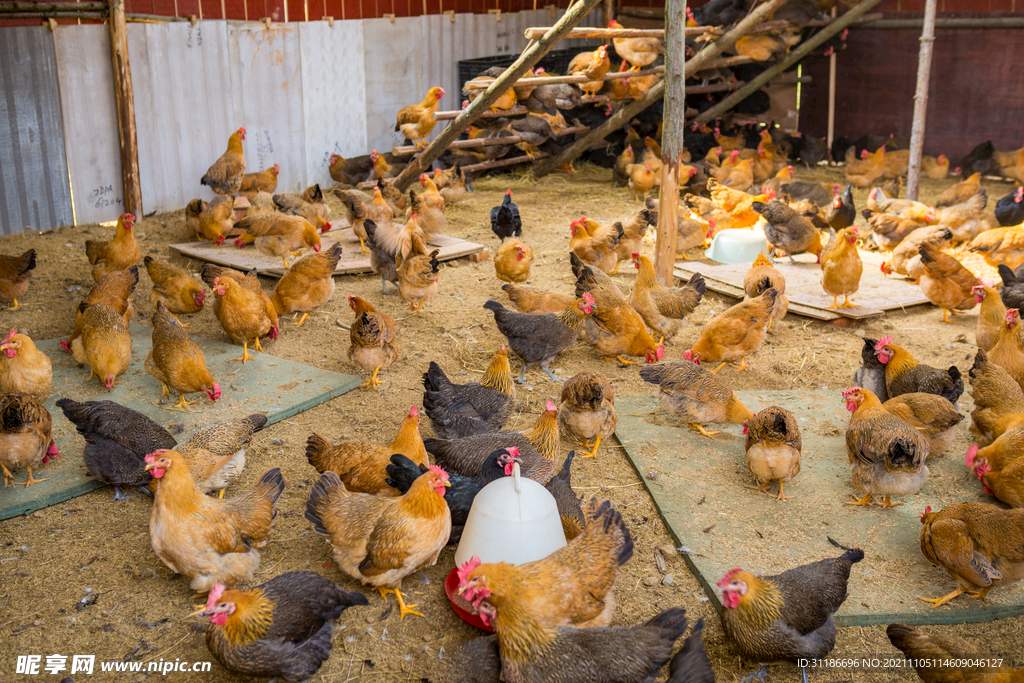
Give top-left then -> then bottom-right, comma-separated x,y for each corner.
705,219 -> 771,264
454,462 -> 567,567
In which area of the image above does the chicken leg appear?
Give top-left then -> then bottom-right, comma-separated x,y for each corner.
377,587 -> 422,619
847,493 -> 874,506
7,299 -> 19,311
280,256 -> 291,269
175,393 -> 194,410
2,463 -> 14,487
918,587 -> 969,608
941,308 -> 954,323
603,355 -> 638,366
540,360 -> 564,382
18,466 -> 47,487
253,337 -> 265,353
293,312 -> 310,327
234,341 -> 256,363
358,236 -> 370,254
841,295 -> 856,309
874,495 -> 902,508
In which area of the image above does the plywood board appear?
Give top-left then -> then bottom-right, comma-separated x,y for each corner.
229,23 -> 308,195
168,228 -> 485,278
53,25 -> 124,228
128,20 -> 240,213
0,27 -> 74,234
298,21 -> 367,189
674,265 -> 840,322
615,394 -> 1024,627
0,326 -> 361,520
675,249 -> 931,320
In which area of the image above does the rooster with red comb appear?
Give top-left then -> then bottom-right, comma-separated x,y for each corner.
718,538 -> 863,683
191,572 -> 367,680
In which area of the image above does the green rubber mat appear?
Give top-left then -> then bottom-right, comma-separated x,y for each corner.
0,323 -> 361,520
616,392 -> 1024,626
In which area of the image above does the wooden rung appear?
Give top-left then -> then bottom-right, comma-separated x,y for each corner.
581,94 -> 611,104
459,152 -> 552,174
434,105 -> 528,121
391,125 -> 590,157
696,55 -> 754,70
464,66 -> 663,89
522,26 -> 715,39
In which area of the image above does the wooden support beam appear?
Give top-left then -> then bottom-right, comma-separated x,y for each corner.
108,0 -> 142,217
533,0 -> 788,177
0,1 -> 106,10
460,152 -> 551,174
464,65 -> 663,88
391,0 -> 604,192
906,0 -> 937,201
522,25 -> 715,39
692,0 -> 886,127
434,106 -> 528,121
655,0 -> 685,284
390,125 -> 590,156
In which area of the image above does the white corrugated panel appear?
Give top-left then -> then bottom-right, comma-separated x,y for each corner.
52,25 -> 124,226
128,21 -> 238,214
229,23 -> 307,194
361,17 -> 426,154
298,20 -> 367,187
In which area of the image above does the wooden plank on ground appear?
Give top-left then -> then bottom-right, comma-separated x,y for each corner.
169,228 -> 485,279
675,249 -> 930,321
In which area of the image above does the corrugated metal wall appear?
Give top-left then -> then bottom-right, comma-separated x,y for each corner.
0,27 -> 74,235
0,8 -> 599,233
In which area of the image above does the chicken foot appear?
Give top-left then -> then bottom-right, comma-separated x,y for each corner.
918,587 -> 972,608
17,466 -> 47,487
112,486 -> 141,502
7,299 -> 20,311
739,665 -> 769,683
847,493 -> 874,506
2,463 -> 14,487
377,586 -> 422,619
874,495 -> 902,508
293,312 -> 310,327
602,355 -> 638,366
175,393 -> 194,410
578,435 -> 602,458
234,341 -> 256,363
358,236 -> 370,254
712,358 -> 748,373
747,480 -> 793,500
362,365 -> 383,391
687,423 -> 719,437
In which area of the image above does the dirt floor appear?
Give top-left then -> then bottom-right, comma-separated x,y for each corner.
1,163 -> 1022,682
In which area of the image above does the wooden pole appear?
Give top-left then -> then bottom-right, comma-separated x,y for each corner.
692,0 -> 886,127
108,0 -> 142,216
533,0 -> 788,177
391,125 -> 589,156
522,25 -> 714,39
826,6 -> 837,152
464,65 -> 663,88
391,0 -> 604,192
906,0 -> 937,201
655,0 -> 685,283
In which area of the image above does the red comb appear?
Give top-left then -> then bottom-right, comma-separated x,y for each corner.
506,446 -> 521,459
456,556 -> 482,586
875,336 -> 893,351
717,568 -> 742,587
428,465 -> 449,481
144,449 -> 169,463
205,583 -> 226,611
545,399 -> 557,412
2,328 -> 16,344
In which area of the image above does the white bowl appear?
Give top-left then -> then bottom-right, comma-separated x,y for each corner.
454,462 -> 567,567
705,223 -> 771,264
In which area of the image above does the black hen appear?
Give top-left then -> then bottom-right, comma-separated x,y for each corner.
200,571 -> 368,682
490,190 -> 522,240
385,447 -> 518,544
692,0 -> 746,27
545,450 -> 585,540
995,186 -> 1024,227
56,398 -> 177,501
483,299 -> 592,383
668,619 -> 715,683
421,353 -> 516,439
851,338 -> 888,402
827,185 -> 856,231
998,264 -> 1024,311
960,140 -> 997,177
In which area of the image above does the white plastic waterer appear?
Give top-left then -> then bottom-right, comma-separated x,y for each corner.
454,461 -> 567,567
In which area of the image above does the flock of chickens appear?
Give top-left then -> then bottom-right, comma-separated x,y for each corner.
3,22 -> 1024,683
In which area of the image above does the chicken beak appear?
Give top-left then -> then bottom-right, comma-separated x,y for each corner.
443,480 -> 451,487
188,606 -> 211,618
144,462 -> 157,471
